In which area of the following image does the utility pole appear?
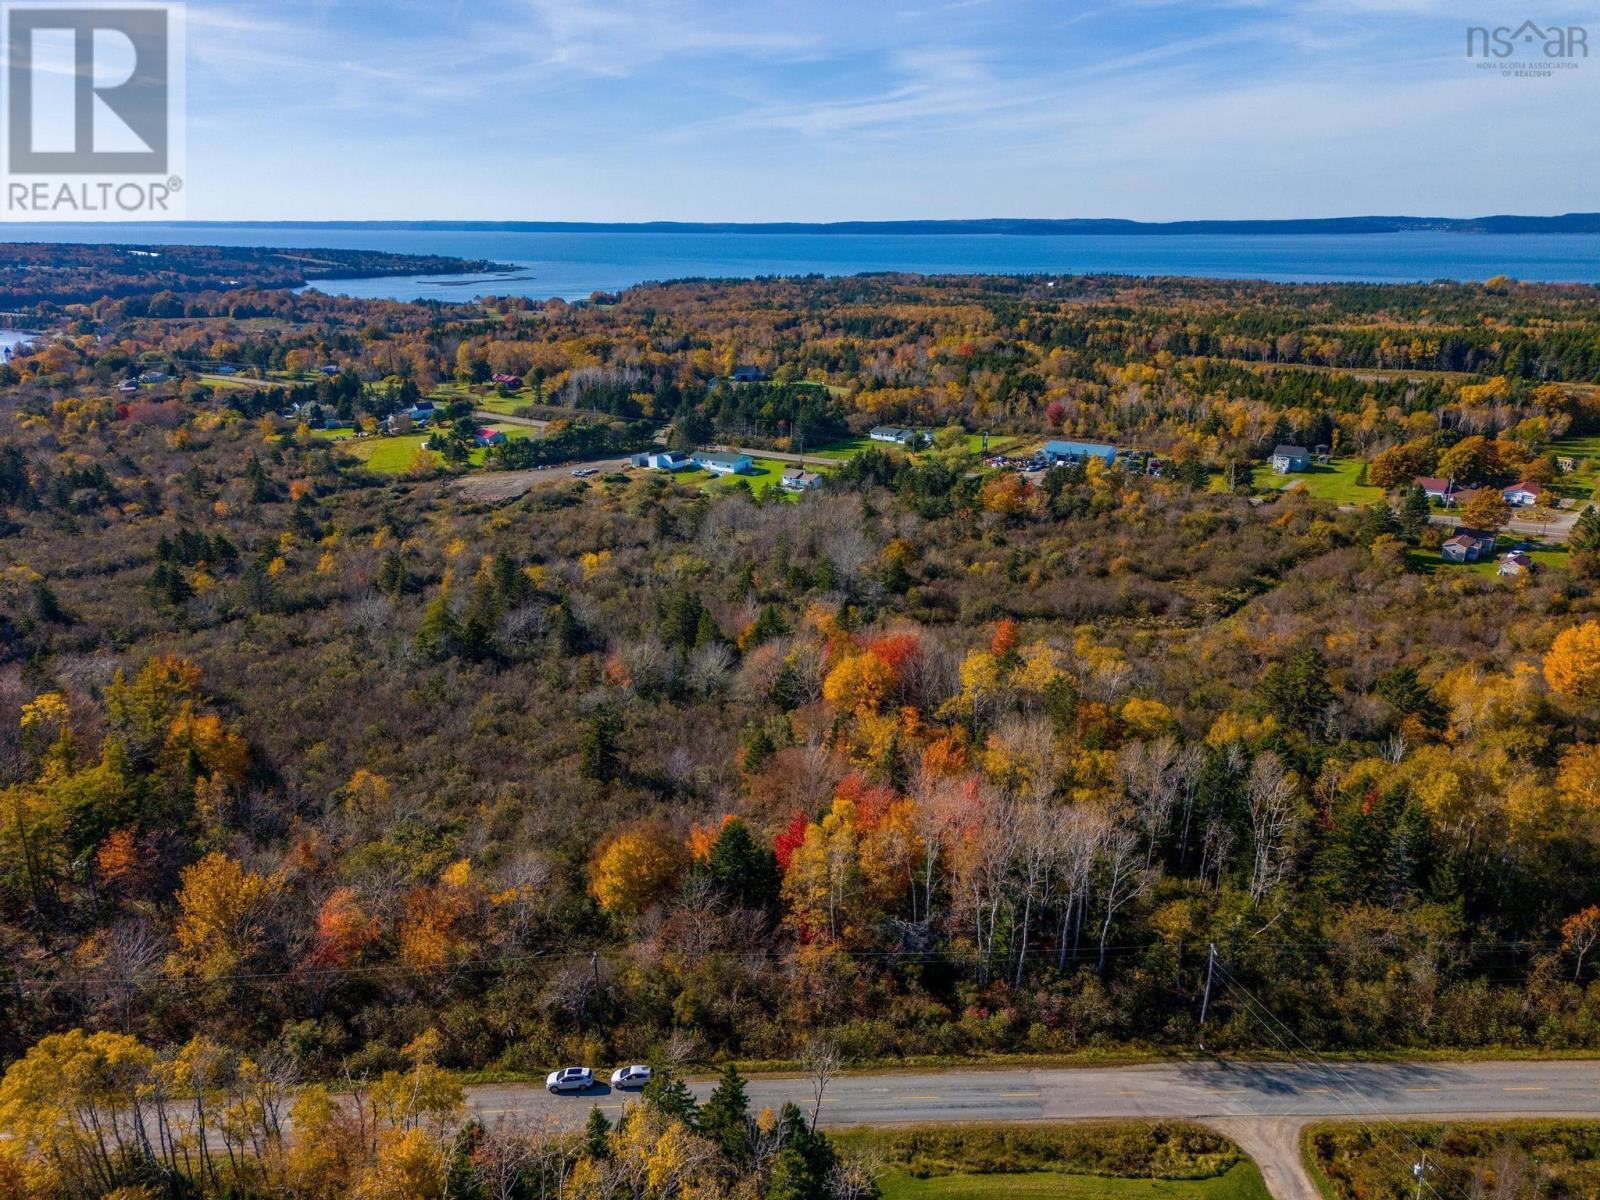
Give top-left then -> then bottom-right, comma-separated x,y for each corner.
1413,1152 -> 1428,1200
1198,943 -> 1218,1050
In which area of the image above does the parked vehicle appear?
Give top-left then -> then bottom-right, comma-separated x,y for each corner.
546,1066 -> 594,1093
610,1064 -> 652,1088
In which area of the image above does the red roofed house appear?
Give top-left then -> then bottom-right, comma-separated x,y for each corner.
1503,481 -> 1544,507
1414,476 -> 1456,504
1441,528 -> 1496,564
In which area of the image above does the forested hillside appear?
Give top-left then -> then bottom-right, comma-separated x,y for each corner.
3,268 -> 1600,1196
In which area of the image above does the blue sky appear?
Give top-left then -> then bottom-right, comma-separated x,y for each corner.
180,0 -> 1600,220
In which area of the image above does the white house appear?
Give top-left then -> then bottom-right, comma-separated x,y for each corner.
780,467 -> 823,491
1498,551 -> 1534,577
869,426 -> 918,446
691,450 -> 753,476
1270,445 -> 1310,473
631,450 -> 691,471
1503,481 -> 1544,507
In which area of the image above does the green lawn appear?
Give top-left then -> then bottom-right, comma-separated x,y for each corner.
878,1163 -> 1270,1200
812,435 -> 879,460
1408,536 -> 1567,577
196,373 -> 261,391
1258,459 -> 1381,505
674,457 -> 828,499
810,432 -> 1024,461
341,426 -> 532,474
473,392 -> 532,414
1547,435 -> 1600,502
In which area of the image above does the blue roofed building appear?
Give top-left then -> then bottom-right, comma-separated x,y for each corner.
1042,440 -> 1117,466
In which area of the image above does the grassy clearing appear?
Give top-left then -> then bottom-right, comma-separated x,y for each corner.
876,1162 -> 1270,1200
1258,459 -> 1381,505
839,1123 -> 1267,1200
812,435 -> 880,460
197,373 -> 262,391
810,432 -> 1025,462
1548,435 -> 1600,502
341,426 -> 533,474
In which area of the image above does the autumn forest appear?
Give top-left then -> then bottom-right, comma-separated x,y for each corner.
4,253 -> 1600,1197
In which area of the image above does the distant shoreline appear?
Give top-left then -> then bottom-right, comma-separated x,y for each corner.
17,213 -> 1600,236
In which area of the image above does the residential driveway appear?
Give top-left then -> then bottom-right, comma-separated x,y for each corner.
450,456 -> 630,502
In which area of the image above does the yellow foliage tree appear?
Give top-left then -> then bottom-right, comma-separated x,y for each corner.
1545,622 -> 1600,699
165,853 -> 281,984
589,824 -> 685,916
353,1128 -> 447,1200
822,652 -> 895,716
781,797 -> 864,941
1556,744 -> 1600,810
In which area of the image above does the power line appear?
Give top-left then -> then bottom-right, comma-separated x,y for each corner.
1208,957 -> 1471,1200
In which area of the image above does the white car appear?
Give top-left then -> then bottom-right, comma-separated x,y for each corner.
571,467 -> 599,477
546,1066 -> 594,1093
610,1064 -> 652,1089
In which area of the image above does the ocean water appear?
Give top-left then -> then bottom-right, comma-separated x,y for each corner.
6,224 -> 1600,302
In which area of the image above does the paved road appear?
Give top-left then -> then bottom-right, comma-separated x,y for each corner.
469,1060 -> 1600,1200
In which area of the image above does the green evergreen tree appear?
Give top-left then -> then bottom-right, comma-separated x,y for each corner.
243,454 -> 273,503
707,819 -> 781,911
550,600 -> 582,656
1396,484 -> 1430,541
764,1104 -> 839,1200
415,595 -> 459,659
579,704 -> 622,784
698,1064 -> 752,1163
1258,646 -> 1333,736
641,1066 -> 699,1124
661,588 -> 705,651
1357,501 -> 1398,545
377,550 -> 407,596
1571,504 -> 1600,552
583,1106 -> 612,1160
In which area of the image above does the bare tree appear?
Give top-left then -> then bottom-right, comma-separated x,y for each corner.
1246,751 -> 1300,903
800,1036 -> 840,1134
1010,802 -> 1060,987
1096,826 -> 1151,973
1118,736 -> 1183,866
828,1149 -> 884,1200
1055,804 -> 1108,968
